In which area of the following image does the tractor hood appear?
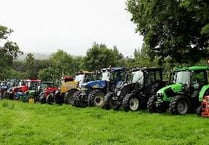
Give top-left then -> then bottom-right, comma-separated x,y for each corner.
157,83 -> 183,94
156,83 -> 183,102
81,80 -> 107,89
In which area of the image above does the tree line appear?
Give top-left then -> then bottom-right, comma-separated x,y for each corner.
1,0 -> 209,81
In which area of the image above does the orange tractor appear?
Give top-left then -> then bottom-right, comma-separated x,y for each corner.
197,95 -> 209,117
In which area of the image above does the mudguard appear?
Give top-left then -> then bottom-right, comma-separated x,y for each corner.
104,92 -> 114,102
199,84 -> 209,102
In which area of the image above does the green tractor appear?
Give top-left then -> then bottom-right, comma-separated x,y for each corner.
19,79 -> 41,103
147,66 -> 209,115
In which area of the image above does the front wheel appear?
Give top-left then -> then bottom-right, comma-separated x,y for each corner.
88,89 -> 105,107
169,95 -> 191,115
122,94 -> 139,111
28,97 -> 35,104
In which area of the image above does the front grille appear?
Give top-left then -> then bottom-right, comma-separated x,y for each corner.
164,88 -> 175,97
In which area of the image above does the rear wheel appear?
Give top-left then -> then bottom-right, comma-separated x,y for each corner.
88,89 -> 105,107
46,94 -> 54,105
39,93 -> 46,104
196,106 -> 202,116
110,99 -> 121,110
65,89 -> 77,105
102,93 -> 112,110
147,96 -> 157,113
73,91 -> 88,107
169,95 -> 190,115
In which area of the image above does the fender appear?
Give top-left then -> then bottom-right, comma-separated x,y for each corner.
123,93 -> 135,103
67,88 -> 78,94
199,84 -> 209,102
64,89 -> 78,100
104,92 -> 114,102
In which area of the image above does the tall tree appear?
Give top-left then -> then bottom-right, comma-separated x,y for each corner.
49,49 -> 74,76
84,43 -> 122,71
0,25 -> 22,79
25,53 -> 36,79
127,0 -> 209,63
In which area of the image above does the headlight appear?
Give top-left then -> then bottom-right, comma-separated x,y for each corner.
156,93 -> 163,99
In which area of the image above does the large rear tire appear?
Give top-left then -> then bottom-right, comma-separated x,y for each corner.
110,99 -> 121,110
46,94 -> 54,105
102,93 -> 112,110
73,91 -> 88,107
196,106 -> 202,117
39,93 -> 46,104
147,96 -> 157,113
65,89 -> 77,105
169,95 -> 191,115
88,89 -> 105,107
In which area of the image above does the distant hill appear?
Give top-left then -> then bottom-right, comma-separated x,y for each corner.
17,53 -> 50,60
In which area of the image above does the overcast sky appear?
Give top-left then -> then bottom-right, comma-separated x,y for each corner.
0,0 -> 143,57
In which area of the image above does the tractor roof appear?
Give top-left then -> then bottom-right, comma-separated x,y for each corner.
101,67 -> 127,72
130,67 -> 163,72
174,66 -> 209,72
25,79 -> 41,82
141,67 -> 163,71
76,70 -> 94,74
41,81 -> 54,84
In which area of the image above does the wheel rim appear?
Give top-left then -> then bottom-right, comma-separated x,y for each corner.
110,100 -> 119,109
94,95 -> 104,106
177,100 -> 188,114
29,98 -> 35,104
129,97 -> 139,111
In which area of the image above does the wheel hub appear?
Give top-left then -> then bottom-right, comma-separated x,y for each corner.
129,97 -> 139,111
94,96 -> 104,106
177,100 -> 188,114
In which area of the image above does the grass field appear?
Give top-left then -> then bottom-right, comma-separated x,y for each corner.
1,100 -> 209,145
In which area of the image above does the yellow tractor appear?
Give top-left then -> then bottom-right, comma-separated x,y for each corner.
57,71 -> 95,105
60,75 -> 78,96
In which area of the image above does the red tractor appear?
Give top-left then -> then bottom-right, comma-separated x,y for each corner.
39,81 -> 59,104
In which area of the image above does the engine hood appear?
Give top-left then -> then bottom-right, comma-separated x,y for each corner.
81,80 -> 107,89
157,83 -> 183,94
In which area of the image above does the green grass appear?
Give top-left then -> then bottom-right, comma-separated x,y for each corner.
0,100 -> 209,145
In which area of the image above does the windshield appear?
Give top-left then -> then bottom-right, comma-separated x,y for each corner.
75,74 -> 85,88
101,70 -> 110,81
173,71 -> 190,85
75,74 -> 85,82
41,82 -> 54,89
132,70 -> 144,85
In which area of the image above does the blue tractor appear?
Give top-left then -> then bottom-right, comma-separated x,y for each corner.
73,67 -> 127,107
